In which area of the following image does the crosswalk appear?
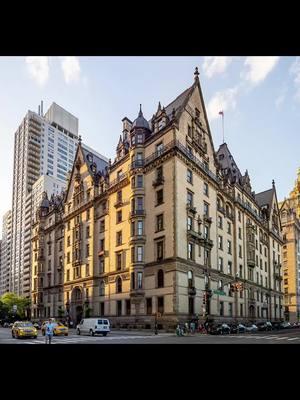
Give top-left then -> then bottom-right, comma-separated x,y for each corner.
226,334 -> 300,342
4,333 -> 173,344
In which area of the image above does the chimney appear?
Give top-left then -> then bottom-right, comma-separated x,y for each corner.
41,100 -> 44,117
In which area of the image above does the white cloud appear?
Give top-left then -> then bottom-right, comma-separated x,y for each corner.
207,86 -> 239,121
202,57 -> 232,78
61,57 -> 81,84
25,57 -> 49,86
242,56 -> 280,85
290,57 -> 300,100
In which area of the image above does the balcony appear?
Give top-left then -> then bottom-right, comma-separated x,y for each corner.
186,204 -> 197,214
130,210 -> 146,218
130,160 -> 144,170
203,215 -> 212,224
187,229 -> 202,241
202,238 -> 214,249
129,235 -> 146,244
247,258 -> 255,268
152,176 -> 165,187
114,200 -> 124,208
108,173 -> 128,190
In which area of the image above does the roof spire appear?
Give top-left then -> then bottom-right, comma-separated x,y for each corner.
272,179 -> 275,187
78,135 -> 82,145
194,66 -> 199,81
138,104 -> 143,117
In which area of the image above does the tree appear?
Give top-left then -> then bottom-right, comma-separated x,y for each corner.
0,293 -> 31,320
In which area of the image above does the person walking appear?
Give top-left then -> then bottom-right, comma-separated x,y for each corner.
45,318 -> 55,344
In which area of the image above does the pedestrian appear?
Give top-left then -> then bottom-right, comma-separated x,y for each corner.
45,318 -> 55,344
190,321 -> 195,334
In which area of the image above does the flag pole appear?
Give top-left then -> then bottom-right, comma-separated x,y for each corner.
222,112 -> 224,144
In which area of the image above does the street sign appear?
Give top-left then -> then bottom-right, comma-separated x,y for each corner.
213,290 -> 226,296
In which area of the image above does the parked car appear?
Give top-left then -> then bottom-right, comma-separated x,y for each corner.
280,321 -> 292,329
209,323 -> 231,335
257,321 -> 272,331
230,324 -> 246,334
245,323 -> 258,333
11,321 -> 37,339
76,318 -> 111,336
41,321 -> 68,336
271,321 -> 282,330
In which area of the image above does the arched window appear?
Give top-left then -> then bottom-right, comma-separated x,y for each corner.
100,280 -> 105,296
157,269 -> 164,288
188,270 -> 193,288
116,277 -> 122,293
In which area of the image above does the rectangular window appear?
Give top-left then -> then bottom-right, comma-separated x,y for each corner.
116,253 -> 122,270
218,216 -> 223,229
187,169 -> 193,183
86,209 -> 90,220
188,242 -> 194,260
238,227 -> 242,239
227,222 -> 231,234
137,197 -> 143,210
59,241 -> 62,251
100,239 -> 105,251
67,252 -> 70,263
218,257 -> 223,272
86,244 -> 90,257
116,231 -> 122,246
204,225 -> 209,239
239,245 -> 242,258
137,175 -> 143,188
204,182 -> 209,196
203,202 -> 209,217
99,258 -> 104,274
228,261 -> 232,275
158,297 -> 164,314
117,190 -> 122,202
188,125 -> 192,137
156,166 -> 163,180
240,304 -> 243,317
220,301 -> 224,316
187,191 -> 193,207
86,264 -> 90,276
67,236 -> 71,247
156,214 -> 164,232
156,142 -> 164,155
137,220 -> 143,236
66,270 -> 70,281
227,240 -> 232,254
187,216 -> 193,231
137,246 -> 143,262
100,220 -> 105,233
156,189 -> 164,205
228,303 -> 233,317
137,272 -> 143,289
218,236 -> 223,250
239,265 -> 243,278
117,210 -> 122,223
157,240 -> 164,261
238,211 -> 241,222
86,226 -> 90,238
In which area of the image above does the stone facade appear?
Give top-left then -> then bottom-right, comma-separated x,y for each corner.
31,69 -> 284,327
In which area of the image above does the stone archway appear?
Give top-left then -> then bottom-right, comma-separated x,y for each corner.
70,287 -> 84,325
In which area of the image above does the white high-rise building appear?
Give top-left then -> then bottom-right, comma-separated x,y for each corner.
11,102 -> 79,296
1,210 -> 12,296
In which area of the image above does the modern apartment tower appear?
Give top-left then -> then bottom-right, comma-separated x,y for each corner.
11,102 -> 79,296
1,210 -> 12,295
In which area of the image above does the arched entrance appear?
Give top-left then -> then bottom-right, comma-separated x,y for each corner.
71,287 -> 84,325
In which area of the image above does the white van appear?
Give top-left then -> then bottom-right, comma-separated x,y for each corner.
76,318 -> 110,336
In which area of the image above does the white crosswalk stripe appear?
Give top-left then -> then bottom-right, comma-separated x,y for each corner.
287,338 -> 299,341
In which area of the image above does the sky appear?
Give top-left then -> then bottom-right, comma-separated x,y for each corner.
0,56 -> 300,237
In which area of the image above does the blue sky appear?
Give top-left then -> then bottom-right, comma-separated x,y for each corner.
0,56 -> 300,236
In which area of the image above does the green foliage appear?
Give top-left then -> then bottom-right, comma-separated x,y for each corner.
0,293 -> 31,320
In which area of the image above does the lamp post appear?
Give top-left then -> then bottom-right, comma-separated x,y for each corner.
203,270 -> 212,323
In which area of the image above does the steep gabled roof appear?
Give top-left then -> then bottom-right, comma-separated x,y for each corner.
255,188 -> 274,208
217,142 -> 243,184
82,145 -> 108,175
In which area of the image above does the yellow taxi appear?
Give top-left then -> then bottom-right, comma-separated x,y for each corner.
41,321 -> 69,336
12,321 -> 38,339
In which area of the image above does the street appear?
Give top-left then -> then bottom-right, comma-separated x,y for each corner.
1,327 -> 300,344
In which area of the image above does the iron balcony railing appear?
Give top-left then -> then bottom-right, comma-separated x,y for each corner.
143,139 -> 219,183
130,160 -> 144,169
130,210 -> 146,217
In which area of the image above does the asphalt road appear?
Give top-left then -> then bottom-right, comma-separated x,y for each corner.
1,327 -> 300,344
